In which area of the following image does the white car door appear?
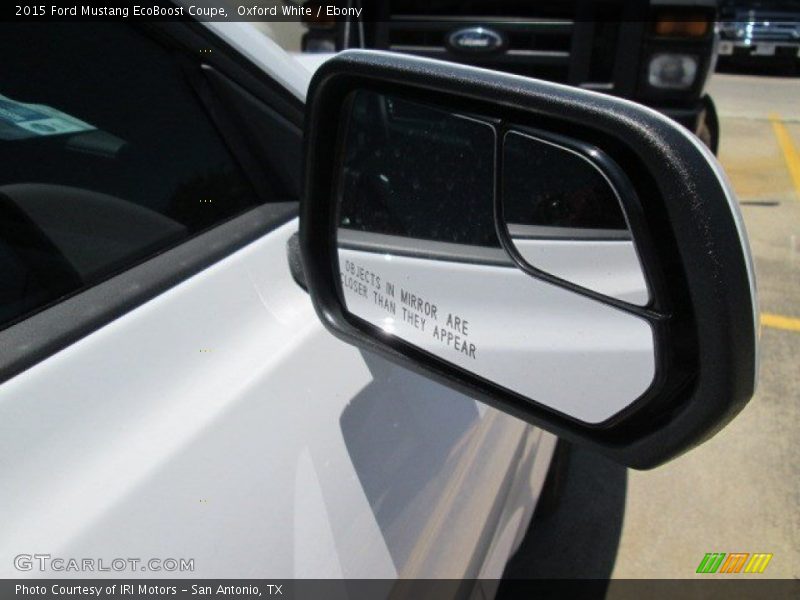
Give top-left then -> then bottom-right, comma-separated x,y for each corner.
0,22 -> 549,580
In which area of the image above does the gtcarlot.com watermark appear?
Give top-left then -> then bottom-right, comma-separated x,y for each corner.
14,554 -> 194,573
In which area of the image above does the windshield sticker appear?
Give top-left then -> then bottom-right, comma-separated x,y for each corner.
0,94 -> 96,141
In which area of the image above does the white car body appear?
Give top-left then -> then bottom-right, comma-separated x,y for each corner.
0,23 -> 557,581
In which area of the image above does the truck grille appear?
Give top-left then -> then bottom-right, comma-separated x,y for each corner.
365,1 -> 627,87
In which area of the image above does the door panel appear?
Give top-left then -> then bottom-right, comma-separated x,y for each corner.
0,220 -> 531,578
0,22 -> 539,580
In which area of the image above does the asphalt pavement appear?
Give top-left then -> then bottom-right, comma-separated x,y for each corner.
505,72 -> 800,582
611,73 -> 799,580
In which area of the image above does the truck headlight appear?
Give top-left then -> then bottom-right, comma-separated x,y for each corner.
648,54 -> 698,90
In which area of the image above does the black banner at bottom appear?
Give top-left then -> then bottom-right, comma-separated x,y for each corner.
4,579 -> 799,600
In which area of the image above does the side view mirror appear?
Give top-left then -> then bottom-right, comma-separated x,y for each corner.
300,51 -> 758,468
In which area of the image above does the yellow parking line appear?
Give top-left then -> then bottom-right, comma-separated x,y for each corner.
769,113 -> 800,199
761,312 -> 800,333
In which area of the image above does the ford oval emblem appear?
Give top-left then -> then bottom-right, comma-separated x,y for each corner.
447,27 -> 504,53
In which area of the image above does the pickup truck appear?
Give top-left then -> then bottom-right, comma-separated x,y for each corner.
295,0 -> 722,152
718,0 -> 800,73
0,12 -> 757,589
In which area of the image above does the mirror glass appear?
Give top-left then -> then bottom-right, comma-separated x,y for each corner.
502,130 -> 649,305
335,90 -> 655,424
337,89 -> 498,248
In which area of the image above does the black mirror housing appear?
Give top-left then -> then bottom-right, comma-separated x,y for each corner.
300,50 -> 757,469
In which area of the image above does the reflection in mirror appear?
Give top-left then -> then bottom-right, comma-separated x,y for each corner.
338,90 -> 498,248
502,130 -> 650,306
335,91 -> 655,424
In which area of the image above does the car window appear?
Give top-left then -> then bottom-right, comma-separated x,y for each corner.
0,23 -> 292,331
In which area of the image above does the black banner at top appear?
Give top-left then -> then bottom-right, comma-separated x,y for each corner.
3,0 -> 729,23
8,1 -> 365,22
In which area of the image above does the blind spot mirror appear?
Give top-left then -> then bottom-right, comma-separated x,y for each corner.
502,130 -> 650,306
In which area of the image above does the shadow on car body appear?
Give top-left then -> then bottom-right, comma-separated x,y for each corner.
498,444 -> 628,591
